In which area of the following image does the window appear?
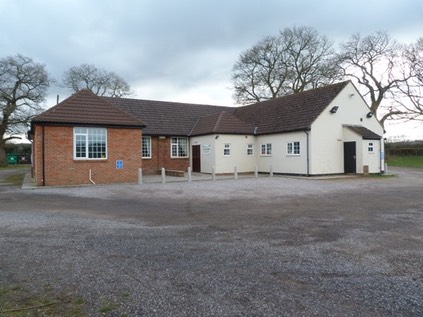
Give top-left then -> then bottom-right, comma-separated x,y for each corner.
247,144 -> 254,156
142,136 -> 151,158
287,141 -> 300,155
261,143 -> 272,156
224,143 -> 231,156
171,137 -> 188,158
74,127 -> 107,159
368,142 -> 374,153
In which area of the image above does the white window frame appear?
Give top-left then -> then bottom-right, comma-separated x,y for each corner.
287,141 -> 300,155
261,143 -> 272,156
74,127 -> 107,160
224,143 -> 231,156
368,142 -> 374,153
142,136 -> 152,158
171,137 -> 189,158
247,144 -> 254,156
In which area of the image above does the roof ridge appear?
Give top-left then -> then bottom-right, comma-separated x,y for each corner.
32,89 -> 145,127
104,95 -> 230,108
242,80 -> 351,108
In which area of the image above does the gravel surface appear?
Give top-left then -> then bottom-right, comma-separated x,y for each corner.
0,167 -> 422,316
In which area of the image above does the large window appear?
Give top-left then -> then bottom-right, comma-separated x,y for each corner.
74,127 -> 107,159
142,136 -> 152,158
224,143 -> 231,156
171,137 -> 188,158
261,143 -> 272,156
287,141 -> 300,155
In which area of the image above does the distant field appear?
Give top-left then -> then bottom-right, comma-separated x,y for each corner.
387,155 -> 423,168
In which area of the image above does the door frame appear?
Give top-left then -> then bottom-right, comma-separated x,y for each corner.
192,144 -> 201,172
343,141 -> 356,173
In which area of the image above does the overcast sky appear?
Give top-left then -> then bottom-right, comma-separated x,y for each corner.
1,0 -> 422,138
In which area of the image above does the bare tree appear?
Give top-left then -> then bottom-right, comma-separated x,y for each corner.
62,64 -> 133,97
336,31 -> 411,126
232,26 -> 340,105
394,38 -> 423,120
0,54 -> 51,166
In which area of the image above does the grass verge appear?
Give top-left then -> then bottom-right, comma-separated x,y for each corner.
0,284 -> 86,317
0,165 -> 30,170
387,155 -> 423,169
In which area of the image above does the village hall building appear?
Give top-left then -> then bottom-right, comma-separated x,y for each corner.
30,81 -> 385,186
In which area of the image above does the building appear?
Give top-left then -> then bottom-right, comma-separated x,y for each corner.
30,81 -> 384,186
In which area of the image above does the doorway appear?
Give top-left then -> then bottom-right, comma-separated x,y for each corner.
192,145 -> 201,172
343,142 -> 356,173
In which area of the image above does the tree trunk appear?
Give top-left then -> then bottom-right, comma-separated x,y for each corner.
0,142 -> 7,167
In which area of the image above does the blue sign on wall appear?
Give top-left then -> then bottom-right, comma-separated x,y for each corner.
116,160 -> 124,169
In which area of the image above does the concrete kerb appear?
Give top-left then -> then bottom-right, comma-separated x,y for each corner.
21,171 -> 363,189
21,173 -> 37,190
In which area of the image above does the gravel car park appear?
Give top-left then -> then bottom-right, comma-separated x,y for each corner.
0,167 -> 422,316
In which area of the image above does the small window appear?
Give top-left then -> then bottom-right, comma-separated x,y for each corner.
142,136 -> 152,158
224,143 -> 231,156
261,143 -> 272,156
368,142 -> 374,153
247,144 -> 254,156
287,141 -> 300,155
74,127 -> 107,159
171,137 -> 188,158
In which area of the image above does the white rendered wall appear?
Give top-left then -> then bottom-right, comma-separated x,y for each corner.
214,134 -> 256,173
256,132 -> 308,174
190,135 -> 216,173
310,82 -> 384,174
190,134 -> 256,173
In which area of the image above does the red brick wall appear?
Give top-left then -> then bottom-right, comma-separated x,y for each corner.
142,136 -> 190,174
33,125 -> 142,186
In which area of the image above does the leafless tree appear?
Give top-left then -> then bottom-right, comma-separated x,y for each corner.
232,26 -> 341,105
0,54 -> 51,166
62,64 -> 133,97
336,31 -> 411,126
394,38 -> 423,121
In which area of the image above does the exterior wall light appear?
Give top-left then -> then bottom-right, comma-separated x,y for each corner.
366,112 -> 373,118
330,106 -> 339,114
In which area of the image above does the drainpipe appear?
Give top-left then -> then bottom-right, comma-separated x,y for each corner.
42,125 -> 46,186
304,129 -> 310,176
89,169 -> 96,185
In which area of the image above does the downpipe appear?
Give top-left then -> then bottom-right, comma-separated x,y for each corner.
89,169 -> 96,185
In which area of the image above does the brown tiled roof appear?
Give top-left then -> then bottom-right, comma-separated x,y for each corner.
234,81 -> 350,135
104,97 -> 233,136
32,89 -> 145,127
33,81 -> 354,136
189,111 -> 254,136
344,125 -> 382,139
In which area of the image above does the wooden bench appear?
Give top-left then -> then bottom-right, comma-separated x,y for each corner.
165,170 -> 185,177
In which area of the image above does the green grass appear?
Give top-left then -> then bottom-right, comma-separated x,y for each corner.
5,173 -> 26,186
0,165 -> 30,170
387,155 -> 423,168
0,284 -> 86,317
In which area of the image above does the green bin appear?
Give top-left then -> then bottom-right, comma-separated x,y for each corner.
7,154 -> 18,165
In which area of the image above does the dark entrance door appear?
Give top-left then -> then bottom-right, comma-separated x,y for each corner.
192,145 -> 201,172
344,142 -> 356,173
